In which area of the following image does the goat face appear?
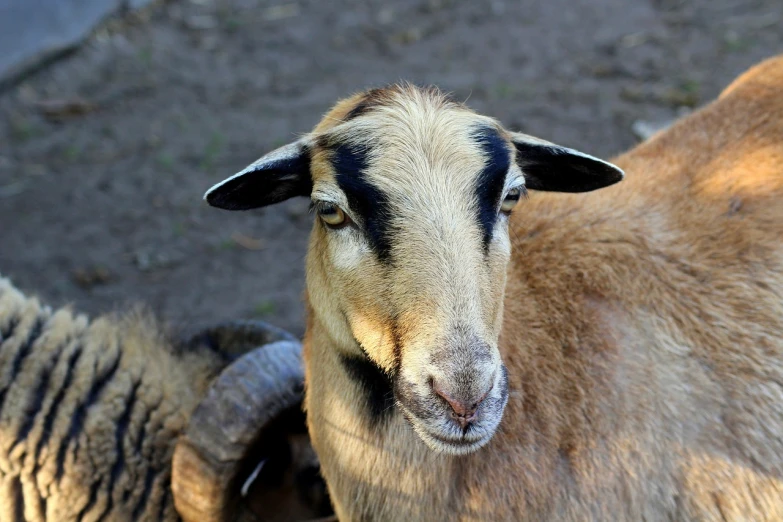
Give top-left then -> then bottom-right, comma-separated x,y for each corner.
204,84 -> 623,455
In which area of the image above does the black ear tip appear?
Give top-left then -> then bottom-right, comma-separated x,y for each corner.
203,184 -> 242,211
592,165 -> 624,191
592,159 -> 624,187
203,186 -> 224,208
205,196 -> 242,211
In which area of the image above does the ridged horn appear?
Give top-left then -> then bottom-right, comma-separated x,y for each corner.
180,319 -> 298,361
172,321 -> 305,522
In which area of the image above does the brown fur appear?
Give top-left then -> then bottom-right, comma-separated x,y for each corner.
303,55 -> 783,521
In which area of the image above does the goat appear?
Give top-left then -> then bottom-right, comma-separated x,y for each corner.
0,275 -> 330,522
204,55 -> 783,521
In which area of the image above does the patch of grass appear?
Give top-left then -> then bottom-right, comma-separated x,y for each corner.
138,46 -> 153,68
680,79 -> 700,95
157,152 -> 175,171
493,82 -> 514,100
215,4 -> 242,32
253,300 -> 277,317
171,222 -> 186,237
489,82 -> 535,101
173,114 -> 188,131
619,86 -> 646,103
100,124 -> 116,138
661,79 -> 700,108
215,237 -> 237,251
200,131 -> 225,170
391,27 -> 423,45
9,117 -> 38,142
222,15 -> 242,32
63,144 -> 82,162
722,31 -> 754,53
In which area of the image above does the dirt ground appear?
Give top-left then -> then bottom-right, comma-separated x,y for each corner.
1,0 -> 781,338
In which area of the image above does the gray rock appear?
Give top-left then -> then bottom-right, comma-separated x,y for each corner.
631,119 -> 672,141
631,107 -> 692,141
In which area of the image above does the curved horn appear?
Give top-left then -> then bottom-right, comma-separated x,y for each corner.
180,319 -> 298,361
172,331 -> 305,522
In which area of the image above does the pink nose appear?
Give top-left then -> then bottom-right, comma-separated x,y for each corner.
432,381 -> 492,430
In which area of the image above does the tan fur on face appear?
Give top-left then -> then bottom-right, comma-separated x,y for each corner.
303,55 -> 783,522
306,85 -> 513,455
309,89 -> 511,354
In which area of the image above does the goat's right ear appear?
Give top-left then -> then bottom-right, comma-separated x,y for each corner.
204,139 -> 312,210
510,132 -> 624,193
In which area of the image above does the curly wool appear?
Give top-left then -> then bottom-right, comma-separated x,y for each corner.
0,277 -> 224,522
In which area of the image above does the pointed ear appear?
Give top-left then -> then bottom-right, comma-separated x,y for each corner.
204,139 -> 312,210
510,133 -> 624,193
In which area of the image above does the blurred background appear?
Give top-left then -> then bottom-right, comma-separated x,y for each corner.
1,0 -> 781,337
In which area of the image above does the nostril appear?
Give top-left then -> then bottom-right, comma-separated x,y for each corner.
432,381 -> 467,416
432,380 -> 492,419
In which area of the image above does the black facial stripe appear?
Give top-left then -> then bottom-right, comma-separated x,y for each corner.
324,139 -> 394,263
344,96 -> 377,121
390,319 -> 403,375
343,87 -> 394,121
339,347 -> 395,424
344,101 -> 372,121
473,126 -> 512,250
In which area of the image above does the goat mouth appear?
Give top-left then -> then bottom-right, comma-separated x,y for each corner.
429,431 -> 484,446
397,401 -> 496,455
417,426 -> 494,455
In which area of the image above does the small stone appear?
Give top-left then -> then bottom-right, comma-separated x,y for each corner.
619,32 -> 648,48
377,8 -> 395,25
631,119 -> 675,141
0,180 -> 28,198
231,232 -> 265,251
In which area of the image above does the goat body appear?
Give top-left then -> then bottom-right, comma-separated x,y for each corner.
202,55 -> 783,521
302,56 -> 783,521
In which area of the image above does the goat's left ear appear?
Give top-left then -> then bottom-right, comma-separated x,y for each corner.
204,139 -> 312,210
510,132 -> 624,193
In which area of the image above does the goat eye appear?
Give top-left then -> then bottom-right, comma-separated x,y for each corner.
500,187 -> 523,213
318,204 -> 349,229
